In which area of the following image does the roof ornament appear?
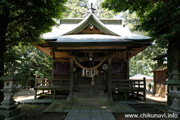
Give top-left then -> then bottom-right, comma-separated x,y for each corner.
83,3 -> 96,17
89,3 -> 96,13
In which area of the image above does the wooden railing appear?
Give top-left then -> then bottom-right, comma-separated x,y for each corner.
112,78 -> 146,101
34,77 -> 146,101
35,78 -> 51,88
34,78 -> 70,99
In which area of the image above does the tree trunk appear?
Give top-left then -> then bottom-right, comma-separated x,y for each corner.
167,38 -> 180,75
0,8 -> 9,102
167,37 -> 180,107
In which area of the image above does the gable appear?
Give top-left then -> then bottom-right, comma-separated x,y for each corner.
77,24 -> 105,34
63,14 -> 119,36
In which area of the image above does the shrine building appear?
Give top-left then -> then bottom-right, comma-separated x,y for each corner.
35,7 -> 152,103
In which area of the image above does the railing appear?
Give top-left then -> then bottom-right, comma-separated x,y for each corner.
35,78 -> 51,88
34,78 -> 70,99
34,78 -> 146,100
112,78 -> 146,101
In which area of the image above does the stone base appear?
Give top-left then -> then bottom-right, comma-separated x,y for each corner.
0,108 -> 26,120
0,104 -> 17,110
168,109 -> 180,115
4,113 -> 26,120
67,96 -> 73,104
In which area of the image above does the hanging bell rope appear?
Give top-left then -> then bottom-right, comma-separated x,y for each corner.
91,76 -> 95,86
72,56 -> 108,70
72,56 -> 108,86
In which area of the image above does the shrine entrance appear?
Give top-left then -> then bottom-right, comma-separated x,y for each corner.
72,54 -> 109,97
75,71 -> 107,95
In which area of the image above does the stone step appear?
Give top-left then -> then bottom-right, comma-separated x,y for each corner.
73,92 -> 107,97
73,95 -> 108,105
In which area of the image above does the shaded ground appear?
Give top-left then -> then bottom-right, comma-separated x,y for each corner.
18,104 -> 67,120
114,104 -> 165,120
17,104 -> 165,120
14,89 -> 167,120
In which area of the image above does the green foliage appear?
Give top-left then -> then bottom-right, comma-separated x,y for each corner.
63,0 -> 89,18
122,11 -> 167,76
122,11 -> 148,36
0,0 -> 67,90
4,45 -> 52,87
63,0 -> 114,18
0,0 -> 67,46
102,0 -> 180,74
102,0 -> 180,48
130,44 -> 167,77
94,0 -> 114,18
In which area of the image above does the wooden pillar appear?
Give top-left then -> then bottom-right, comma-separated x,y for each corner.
52,49 -> 55,79
108,56 -> 112,102
143,77 -> 146,101
68,57 -> 74,103
126,51 -> 129,79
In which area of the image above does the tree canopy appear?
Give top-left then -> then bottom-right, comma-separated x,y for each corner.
4,46 -> 52,88
130,44 -> 167,77
122,11 -> 167,77
63,0 -> 88,18
0,0 -> 67,101
63,0 -> 114,18
94,0 -> 114,18
0,0 -> 67,47
102,0 -> 180,74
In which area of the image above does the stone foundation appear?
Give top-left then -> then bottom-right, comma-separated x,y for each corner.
0,108 -> 26,120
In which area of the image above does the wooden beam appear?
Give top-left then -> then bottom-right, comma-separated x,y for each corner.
55,49 -> 126,52
52,60 -> 55,78
52,49 -> 55,59
35,46 -> 53,57
75,57 -> 107,61
126,51 -> 129,79
108,56 -> 112,102
57,46 -> 126,50
143,77 -> 146,101
68,57 -> 74,103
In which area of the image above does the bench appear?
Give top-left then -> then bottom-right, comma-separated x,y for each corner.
34,78 -> 69,99
112,78 -> 146,100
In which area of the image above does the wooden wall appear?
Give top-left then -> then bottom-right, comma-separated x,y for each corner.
52,51 -> 129,91
153,70 -> 167,97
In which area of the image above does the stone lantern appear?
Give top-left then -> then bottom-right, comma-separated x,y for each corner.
0,67 -> 26,119
163,70 -> 180,114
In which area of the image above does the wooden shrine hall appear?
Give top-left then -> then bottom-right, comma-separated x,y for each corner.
35,7 -> 152,103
